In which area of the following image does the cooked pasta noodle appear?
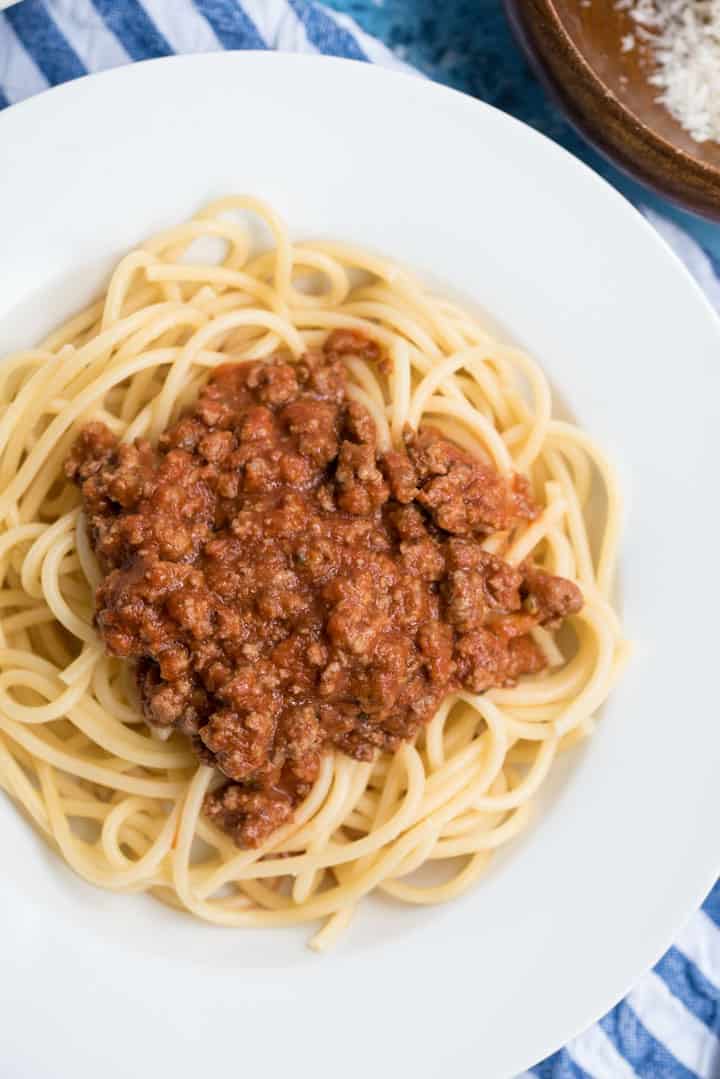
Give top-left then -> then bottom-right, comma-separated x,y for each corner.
0,197 -> 627,949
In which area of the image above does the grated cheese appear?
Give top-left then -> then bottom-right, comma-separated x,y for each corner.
616,0 -> 720,142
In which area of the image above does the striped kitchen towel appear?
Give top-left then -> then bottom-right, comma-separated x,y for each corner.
0,3 -> 719,1076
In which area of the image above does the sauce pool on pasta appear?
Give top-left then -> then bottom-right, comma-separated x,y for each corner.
0,197 -> 628,950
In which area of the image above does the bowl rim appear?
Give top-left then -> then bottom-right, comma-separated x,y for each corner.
505,0 -> 720,217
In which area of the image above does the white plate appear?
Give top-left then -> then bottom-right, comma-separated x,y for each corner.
1,52 -> 719,1079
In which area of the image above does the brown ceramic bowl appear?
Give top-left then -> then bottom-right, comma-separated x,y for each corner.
504,0 -> 720,220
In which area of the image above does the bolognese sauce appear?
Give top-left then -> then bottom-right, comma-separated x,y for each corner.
67,331 -> 582,847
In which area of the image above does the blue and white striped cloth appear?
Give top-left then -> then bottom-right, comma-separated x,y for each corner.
0,3 -> 719,1076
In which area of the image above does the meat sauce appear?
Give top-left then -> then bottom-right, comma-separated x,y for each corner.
67,331 -> 582,847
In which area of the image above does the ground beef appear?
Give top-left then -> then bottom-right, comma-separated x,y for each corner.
67,330 -> 582,847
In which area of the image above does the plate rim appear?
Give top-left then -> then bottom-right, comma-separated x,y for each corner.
1,50 -> 720,1079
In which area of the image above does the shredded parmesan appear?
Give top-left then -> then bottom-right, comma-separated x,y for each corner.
617,0 -> 720,142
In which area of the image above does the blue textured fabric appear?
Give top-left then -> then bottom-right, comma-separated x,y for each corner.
532,1051 -> 594,1079
704,886 -> 720,929
288,0 -> 368,59
600,1006 -> 700,1079
90,0 -> 172,59
190,0 -> 266,51
0,4 -> 718,1077
4,0 -> 85,83
655,948 -> 720,1033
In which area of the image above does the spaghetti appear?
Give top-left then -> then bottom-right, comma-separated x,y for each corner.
0,197 -> 627,949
